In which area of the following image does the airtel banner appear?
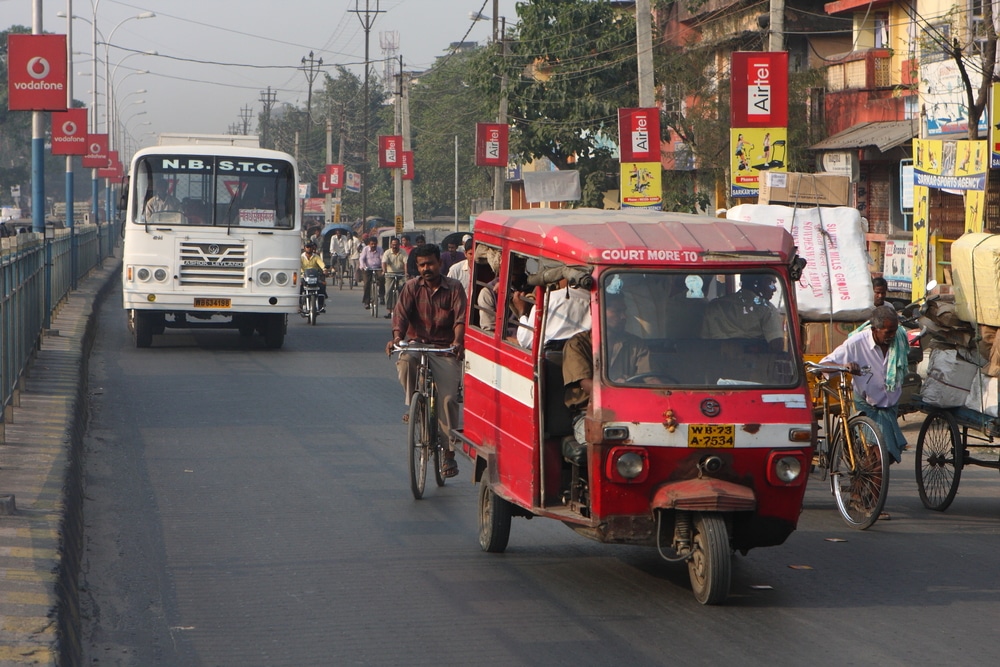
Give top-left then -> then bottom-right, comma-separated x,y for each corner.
82,134 -> 109,168
51,108 -> 88,155
401,151 -> 414,181
618,108 -> 660,163
326,163 -> 344,189
318,172 -> 333,194
7,34 -> 68,111
730,52 -> 788,128
475,123 -> 508,167
378,135 -> 403,168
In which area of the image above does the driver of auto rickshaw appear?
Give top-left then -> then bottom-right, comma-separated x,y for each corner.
560,294 -> 653,464
700,274 -> 783,352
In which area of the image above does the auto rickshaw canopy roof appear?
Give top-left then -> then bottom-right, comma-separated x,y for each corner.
474,208 -> 796,267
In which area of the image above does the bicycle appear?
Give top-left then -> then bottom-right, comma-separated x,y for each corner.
384,272 -> 404,318
364,268 -> 382,317
804,361 -> 889,530
392,343 -> 457,499
330,255 -> 347,290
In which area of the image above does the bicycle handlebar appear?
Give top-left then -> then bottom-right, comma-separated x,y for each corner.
804,361 -> 870,376
392,342 -> 457,355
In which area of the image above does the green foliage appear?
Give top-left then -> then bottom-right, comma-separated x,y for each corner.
468,0 -> 638,204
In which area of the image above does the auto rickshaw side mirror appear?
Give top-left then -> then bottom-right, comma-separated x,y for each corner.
789,256 -> 807,282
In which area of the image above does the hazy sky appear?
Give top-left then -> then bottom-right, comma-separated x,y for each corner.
1,0 -> 519,150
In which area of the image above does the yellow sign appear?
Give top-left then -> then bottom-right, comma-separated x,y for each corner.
730,127 -> 787,197
395,215 -> 403,234
620,161 -> 662,209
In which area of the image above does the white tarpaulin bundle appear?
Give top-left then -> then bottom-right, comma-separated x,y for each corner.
523,170 -> 581,203
727,204 -> 873,321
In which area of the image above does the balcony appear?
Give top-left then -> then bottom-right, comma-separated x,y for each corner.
825,49 -> 892,92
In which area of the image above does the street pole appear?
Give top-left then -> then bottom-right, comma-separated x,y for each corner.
301,51 -> 323,150
401,68 -> 413,228
493,19 -> 508,211
393,58 -> 402,226
636,0 -> 655,108
769,0 -> 785,52
91,0 -> 102,262
351,0 -> 383,231
325,118 -> 333,225
66,0 -> 77,288
31,0 -> 45,234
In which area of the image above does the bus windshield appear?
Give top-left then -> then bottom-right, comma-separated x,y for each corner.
133,154 -> 296,229
602,270 -> 799,388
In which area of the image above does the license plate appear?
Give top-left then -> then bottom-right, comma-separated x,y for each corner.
688,424 -> 735,448
193,298 -> 231,308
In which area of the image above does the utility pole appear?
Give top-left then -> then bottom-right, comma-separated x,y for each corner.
301,51 -> 324,150
769,0 -> 785,52
239,104 -> 253,135
351,0 -> 384,229
393,56 -> 402,226
259,86 -> 277,149
636,0 -> 655,108
493,18 -> 508,210
400,65 -> 414,228
325,118 -> 333,225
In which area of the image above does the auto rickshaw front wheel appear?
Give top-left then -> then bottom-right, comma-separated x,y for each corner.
687,513 -> 732,605
478,474 -> 512,553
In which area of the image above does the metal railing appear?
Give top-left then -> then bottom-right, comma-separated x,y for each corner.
1,222 -> 116,441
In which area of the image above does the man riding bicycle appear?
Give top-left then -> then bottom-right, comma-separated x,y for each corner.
359,236 -> 384,309
385,244 -> 467,478
381,237 -> 407,319
328,229 -> 351,282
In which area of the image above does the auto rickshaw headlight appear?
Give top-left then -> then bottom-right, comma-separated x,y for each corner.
767,452 -> 806,486
605,447 -> 648,484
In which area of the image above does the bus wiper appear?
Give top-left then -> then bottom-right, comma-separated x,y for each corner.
224,194 -> 238,235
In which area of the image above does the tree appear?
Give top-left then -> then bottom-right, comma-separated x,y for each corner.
469,0 -> 638,203
408,48 -> 495,218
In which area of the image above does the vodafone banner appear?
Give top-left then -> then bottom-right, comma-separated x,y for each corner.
475,123 -> 508,167
618,108 -> 660,163
378,135 -> 403,168
401,151 -> 414,181
326,163 -> 345,189
730,52 -> 788,128
82,134 -> 109,168
7,34 -> 68,111
97,151 -> 121,179
51,108 -> 88,155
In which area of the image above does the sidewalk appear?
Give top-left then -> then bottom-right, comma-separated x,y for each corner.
0,255 -> 120,667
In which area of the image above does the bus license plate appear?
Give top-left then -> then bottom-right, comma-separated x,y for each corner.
194,298 -> 231,308
688,424 -> 735,448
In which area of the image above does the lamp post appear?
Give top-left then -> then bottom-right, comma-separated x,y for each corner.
471,8 -> 508,210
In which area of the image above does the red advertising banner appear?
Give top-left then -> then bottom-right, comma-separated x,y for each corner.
97,150 -> 121,178
51,108 -> 88,155
378,135 -> 403,168
82,134 -> 109,168
318,172 -> 333,194
7,34 -> 68,111
730,52 -> 788,128
401,151 -> 414,181
617,108 -> 660,163
326,163 -> 344,189
475,123 -> 508,167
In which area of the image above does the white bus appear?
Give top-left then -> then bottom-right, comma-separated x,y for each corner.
121,138 -> 301,348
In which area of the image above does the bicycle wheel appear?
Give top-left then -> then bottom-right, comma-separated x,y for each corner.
385,282 -> 397,314
369,275 -> 379,318
830,415 -> 888,530
915,409 -> 962,511
407,393 -> 430,500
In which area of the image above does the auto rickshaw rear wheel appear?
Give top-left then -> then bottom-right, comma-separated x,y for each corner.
687,513 -> 731,605
478,474 -> 512,553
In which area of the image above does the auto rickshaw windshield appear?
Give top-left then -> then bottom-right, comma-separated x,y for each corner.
601,270 -> 799,388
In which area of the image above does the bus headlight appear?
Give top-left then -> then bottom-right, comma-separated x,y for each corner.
136,268 -> 151,282
153,268 -> 168,282
275,272 -> 289,286
258,271 -> 273,286
605,447 -> 648,484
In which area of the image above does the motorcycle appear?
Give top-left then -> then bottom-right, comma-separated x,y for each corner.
299,268 -> 325,325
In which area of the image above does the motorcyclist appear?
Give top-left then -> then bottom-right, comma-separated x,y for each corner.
300,242 -> 329,312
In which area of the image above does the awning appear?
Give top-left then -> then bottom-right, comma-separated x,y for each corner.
810,120 -> 918,153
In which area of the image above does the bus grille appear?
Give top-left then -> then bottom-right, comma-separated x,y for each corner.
178,242 -> 248,286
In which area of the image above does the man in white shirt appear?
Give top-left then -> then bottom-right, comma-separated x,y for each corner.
328,229 -> 351,278
510,279 -> 591,349
446,238 -> 474,292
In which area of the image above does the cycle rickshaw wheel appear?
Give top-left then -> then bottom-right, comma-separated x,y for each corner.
915,409 -> 963,511
831,415 -> 888,530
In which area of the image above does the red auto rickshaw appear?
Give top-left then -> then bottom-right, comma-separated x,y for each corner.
453,208 -> 813,604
